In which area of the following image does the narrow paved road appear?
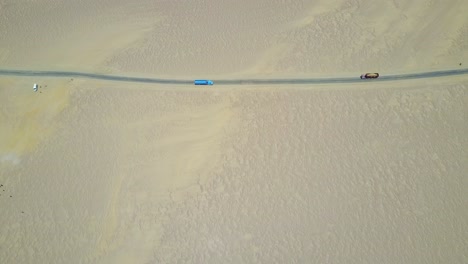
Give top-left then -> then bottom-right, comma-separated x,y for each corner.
1,68 -> 467,85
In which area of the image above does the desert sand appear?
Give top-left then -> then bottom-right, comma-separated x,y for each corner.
1,0 -> 467,263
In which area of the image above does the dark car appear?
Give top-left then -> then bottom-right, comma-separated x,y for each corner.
360,73 -> 379,79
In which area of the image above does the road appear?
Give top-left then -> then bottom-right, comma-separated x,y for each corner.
0,68 -> 467,85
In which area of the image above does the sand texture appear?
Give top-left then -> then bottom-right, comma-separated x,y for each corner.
1,0 -> 468,263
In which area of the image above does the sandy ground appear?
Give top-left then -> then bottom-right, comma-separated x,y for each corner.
1,0 -> 467,76
1,0 -> 468,263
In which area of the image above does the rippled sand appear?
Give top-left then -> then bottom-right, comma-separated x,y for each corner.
1,0 -> 467,263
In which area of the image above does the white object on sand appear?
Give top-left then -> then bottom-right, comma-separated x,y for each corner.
33,83 -> 38,92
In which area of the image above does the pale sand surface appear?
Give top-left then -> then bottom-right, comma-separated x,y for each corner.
1,0 -> 468,263
1,0 -> 467,76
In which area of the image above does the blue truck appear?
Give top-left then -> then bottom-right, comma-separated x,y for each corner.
194,80 -> 214,85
